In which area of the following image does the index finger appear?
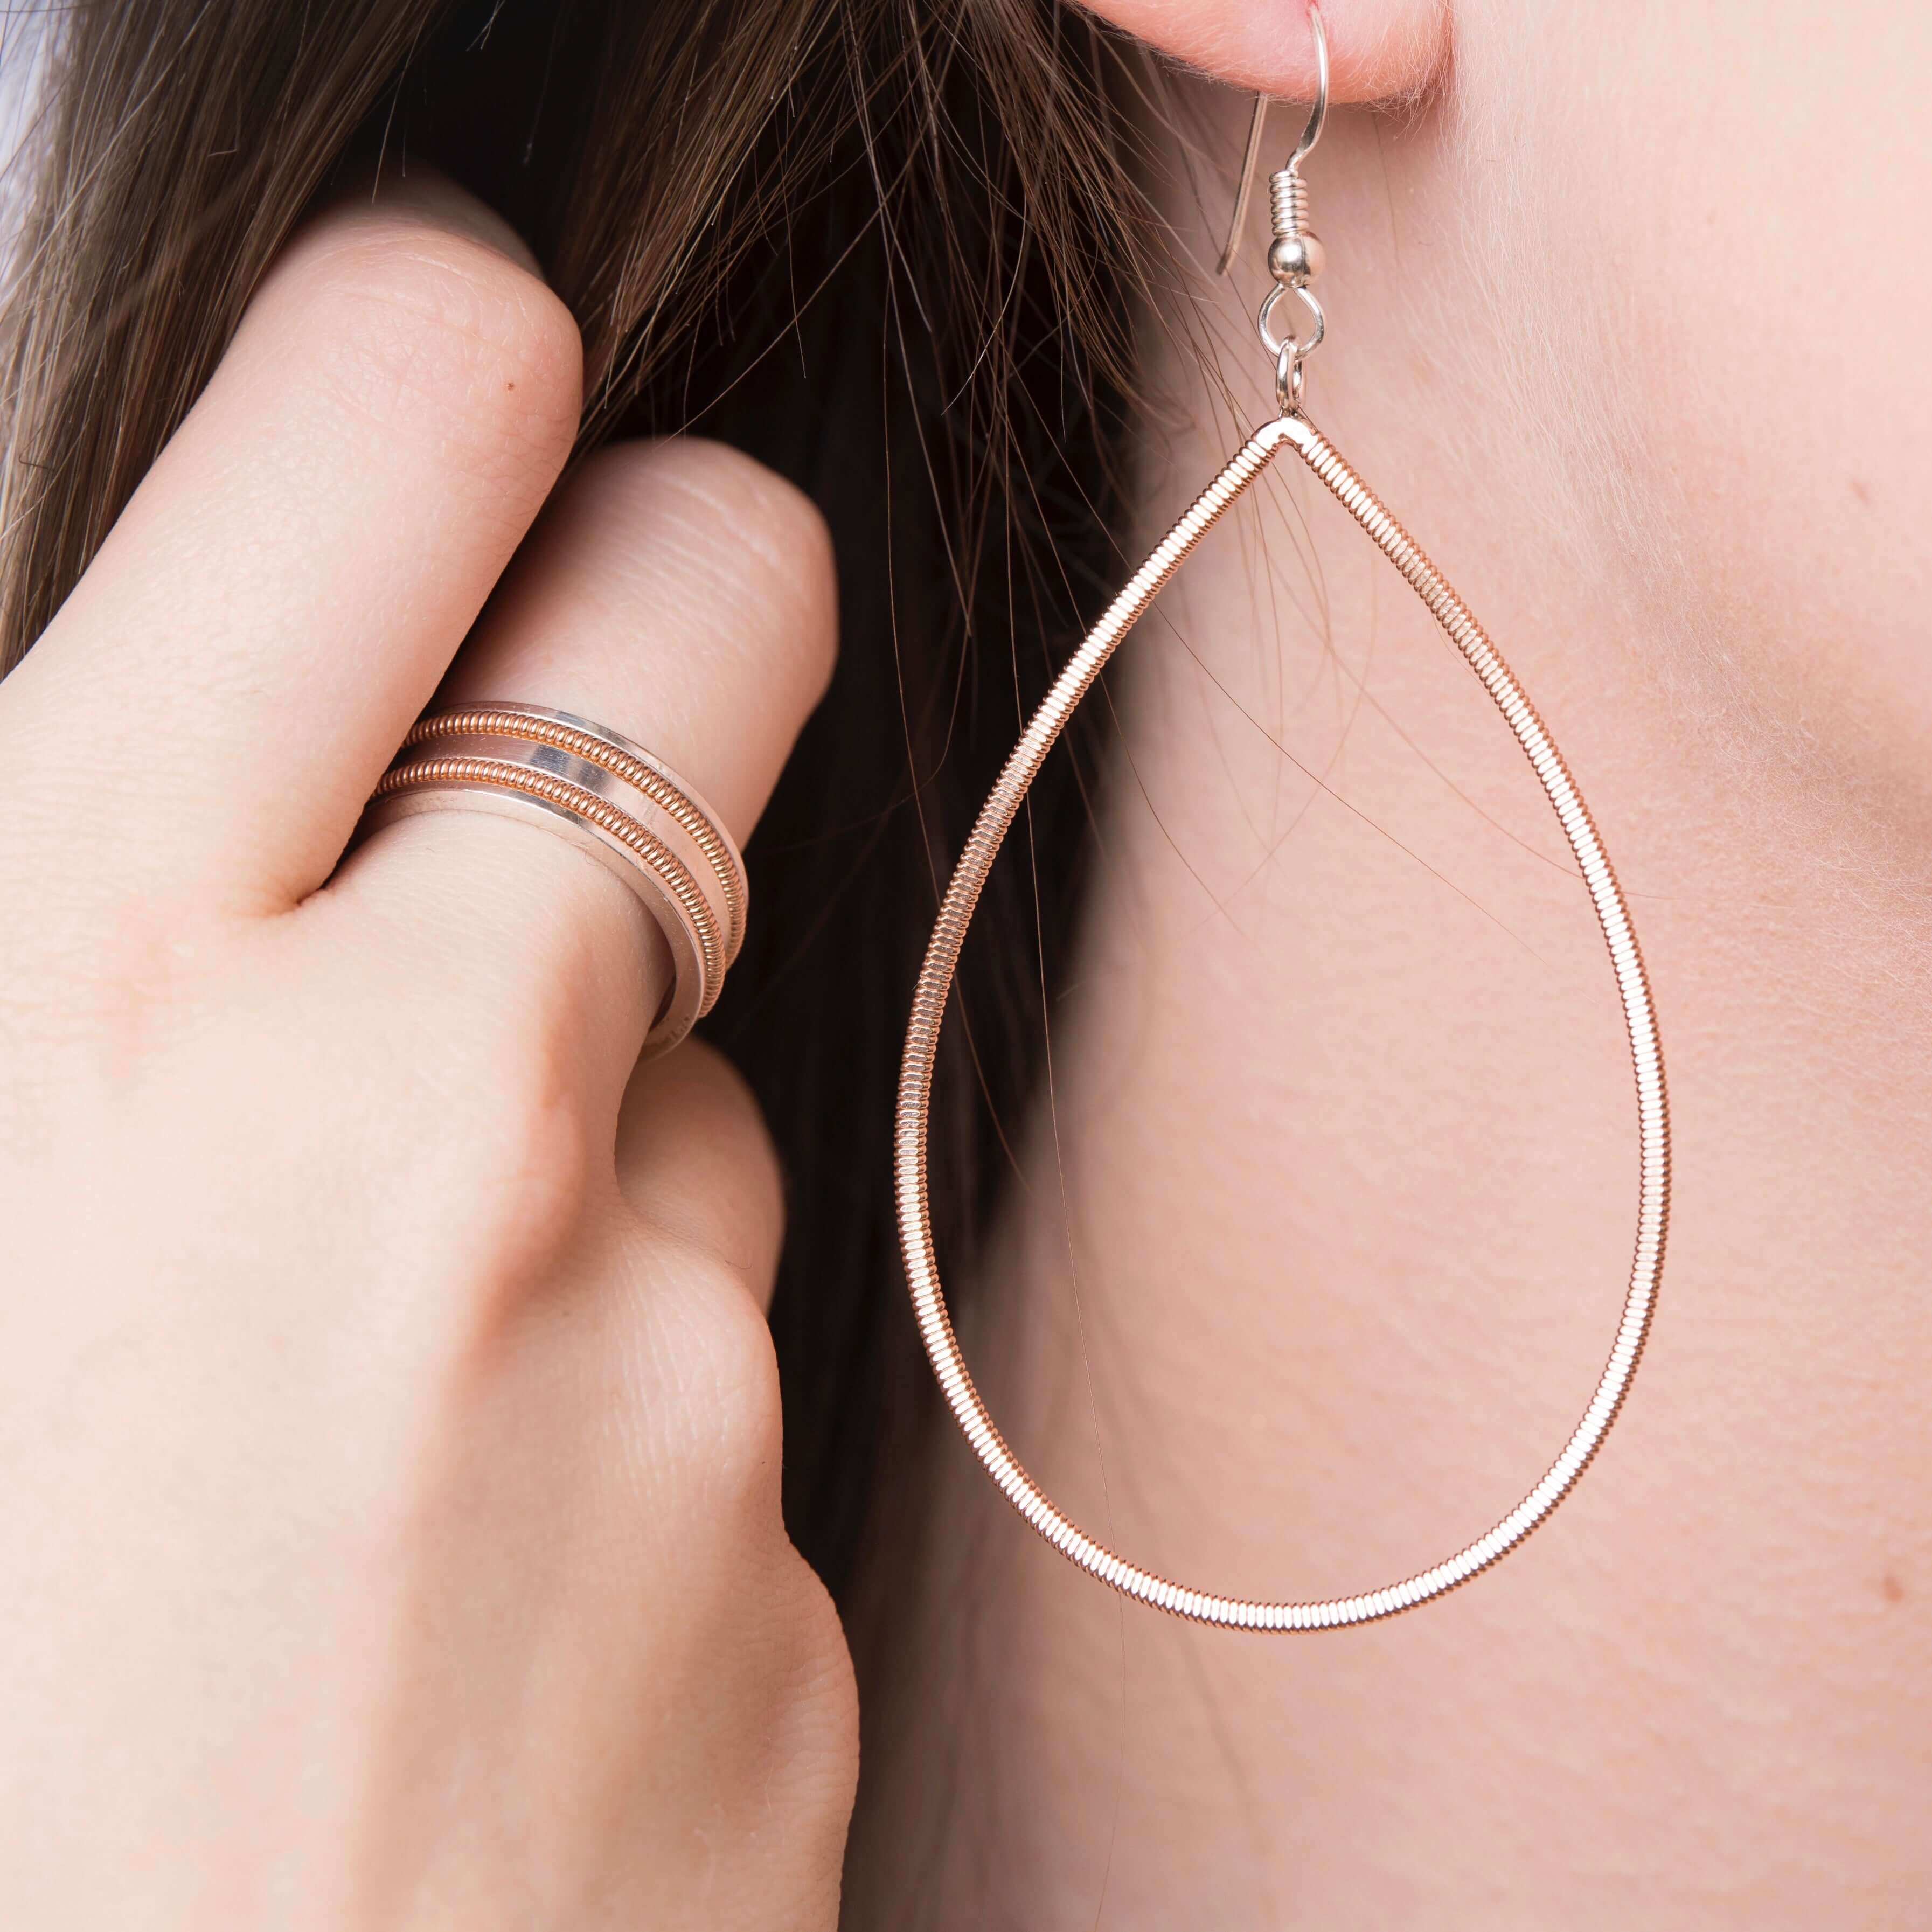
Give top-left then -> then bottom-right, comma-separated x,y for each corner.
0,172 -> 582,914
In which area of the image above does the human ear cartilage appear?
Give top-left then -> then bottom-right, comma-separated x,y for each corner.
893,5 -> 1667,1630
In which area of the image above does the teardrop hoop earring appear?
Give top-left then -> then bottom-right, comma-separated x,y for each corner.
892,4 -> 1669,1631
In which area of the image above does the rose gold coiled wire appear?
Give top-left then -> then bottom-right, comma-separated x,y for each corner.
399,706 -> 747,962
892,411 -> 1669,1630
370,752 -> 729,1006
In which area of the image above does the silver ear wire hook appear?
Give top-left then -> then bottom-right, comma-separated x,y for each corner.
1215,98 -> 1273,277
1215,3 -> 1329,277
1294,4 -> 1330,162
1213,5 -> 1331,411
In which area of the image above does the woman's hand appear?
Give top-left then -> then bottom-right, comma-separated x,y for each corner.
0,173 -> 856,1927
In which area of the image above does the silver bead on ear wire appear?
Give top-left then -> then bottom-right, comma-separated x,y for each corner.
1267,168 -> 1324,284
1218,2 -> 1331,413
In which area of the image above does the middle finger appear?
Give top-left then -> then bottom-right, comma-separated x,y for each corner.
326,436 -> 837,1111
0,173 -> 582,913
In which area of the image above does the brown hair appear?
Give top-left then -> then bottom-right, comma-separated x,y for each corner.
0,0 -> 1166,1603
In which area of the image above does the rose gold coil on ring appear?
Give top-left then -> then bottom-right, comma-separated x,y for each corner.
400,705 -> 748,964
363,704 -> 746,1058
893,412 -> 1669,1630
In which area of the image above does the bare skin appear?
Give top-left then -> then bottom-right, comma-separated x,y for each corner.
4,1 -> 1928,1924
0,175 -> 856,1927
856,2 -> 1932,1924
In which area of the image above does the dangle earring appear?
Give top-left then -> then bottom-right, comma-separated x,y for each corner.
892,4 -> 1669,1631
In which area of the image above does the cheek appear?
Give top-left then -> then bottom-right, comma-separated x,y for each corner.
1464,0 -> 1932,812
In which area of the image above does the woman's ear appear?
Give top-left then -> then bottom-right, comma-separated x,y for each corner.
1073,0 -> 1445,100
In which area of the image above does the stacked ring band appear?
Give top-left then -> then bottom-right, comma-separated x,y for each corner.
361,704 -> 747,1057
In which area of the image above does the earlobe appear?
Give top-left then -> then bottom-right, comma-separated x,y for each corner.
1073,0 -> 1446,102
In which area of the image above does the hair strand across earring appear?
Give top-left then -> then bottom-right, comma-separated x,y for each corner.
893,3 -> 1669,1630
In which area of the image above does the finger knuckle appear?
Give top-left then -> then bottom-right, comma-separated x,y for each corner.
614,439 -> 839,710
279,224 -> 582,478
775,1553 -> 861,1761
416,1024 -> 594,1283
700,1065 -> 787,1273
761,1553 -> 862,1865
655,1256 -> 787,1511
642,1041 -> 786,1270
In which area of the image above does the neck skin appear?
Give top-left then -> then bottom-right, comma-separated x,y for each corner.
850,82 -> 1932,1930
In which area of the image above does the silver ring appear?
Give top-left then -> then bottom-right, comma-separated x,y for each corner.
360,703 -> 747,1058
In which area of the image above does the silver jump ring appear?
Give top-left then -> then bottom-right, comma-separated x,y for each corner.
1274,342 -> 1305,414
360,703 -> 746,1058
1259,281 -> 1325,363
